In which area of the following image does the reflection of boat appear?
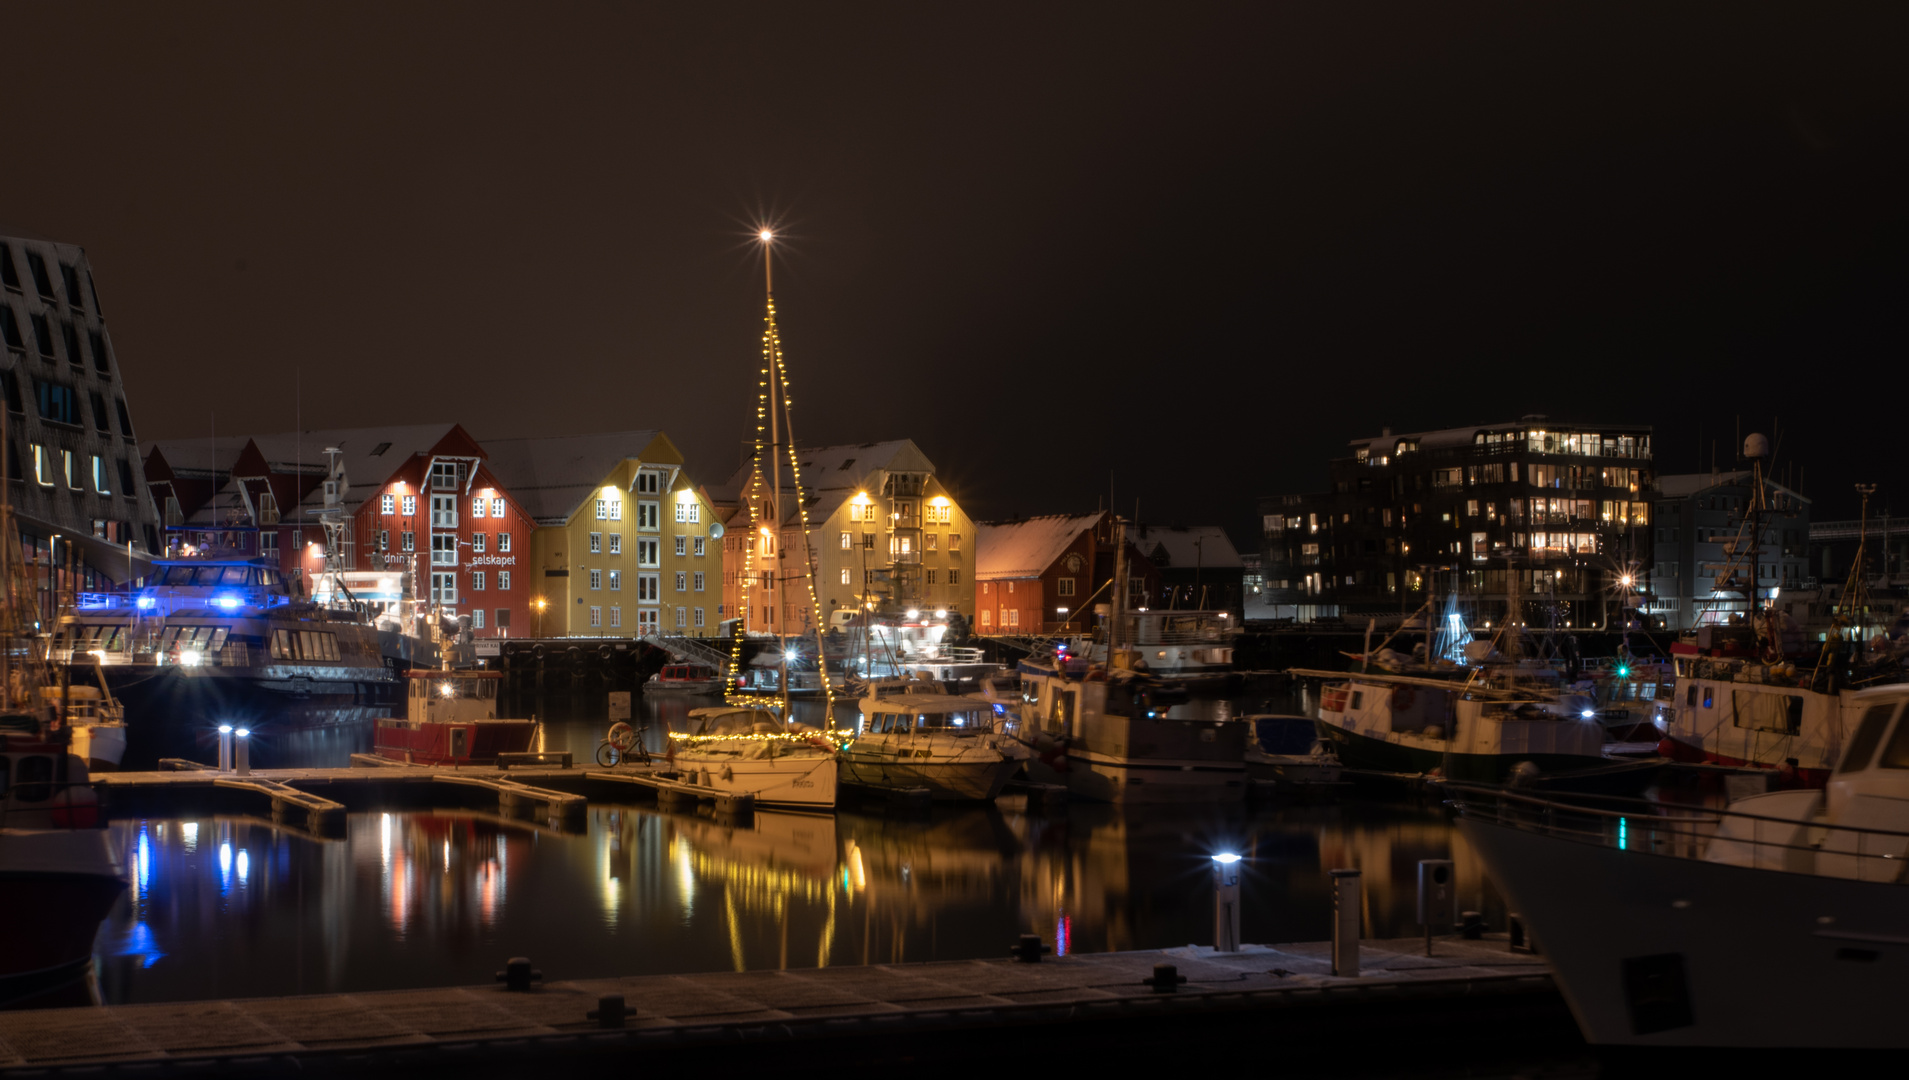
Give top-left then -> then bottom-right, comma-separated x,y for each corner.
673,706 -> 839,810
1243,714 -> 1342,794
646,663 -> 725,695
1454,684 -> 1909,1048
842,692 -> 1017,801
375,670 -> 537,766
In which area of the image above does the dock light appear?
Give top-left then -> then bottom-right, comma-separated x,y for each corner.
1581,709 -> 1596,720
217,725 -> 234,771
219,724 -> 233,734
137,596 -> 155,610
759,229 -> 774,242
1212,854 -> 1243,952
235,728 -> 250,738
234,728 -> 250,776
1212,853 -> 1242,865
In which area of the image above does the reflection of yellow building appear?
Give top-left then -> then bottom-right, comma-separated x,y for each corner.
490,432 -> 724,638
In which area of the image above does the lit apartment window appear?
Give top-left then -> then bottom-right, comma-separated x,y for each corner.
694,607 -> 705,628
637,538 -> 659,567
693,537 -> 705,557
62,449 -> 79,490
610,534 -> 622,555
382,493 -> 395,515
490,498 -> 504,518
693,572 -> 704,592
91,455 -> 110,494
610,607 -> 621,628
590,606 -> 601,628
675,571 -> 686,591
840,567 -> 851,585
472,496 -> 487,518
379,530 -> 389,552
609,570 -> 621,591
590,532 -> 602,553
840,532 -> 851,549
498,571 -> 511,590
590,568 -> 602,590
32,444 -> 53,486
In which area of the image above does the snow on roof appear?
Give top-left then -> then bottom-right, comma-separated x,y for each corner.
707,440 -> 930,504
975,513 -> 1103,580
479,431 -> 664,523
1130,524 -> 1243,569
150,424 -> 462,495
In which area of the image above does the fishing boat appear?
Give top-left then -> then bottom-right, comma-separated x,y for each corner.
374,669 -> 538,766
42,675 -> 125,772
670,706 -> 839,810
1243,714 -> 1342,795
645,663 -> 725,695
1452,681 -> 1909,1048
1086,608 -> 1238,687
841,690 -> 1018,801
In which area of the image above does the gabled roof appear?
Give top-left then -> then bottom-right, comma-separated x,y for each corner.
480,431 -> 666,524
974,513 -> 1103,580
1130,524 -> 1243,569
707,440 -> 932,504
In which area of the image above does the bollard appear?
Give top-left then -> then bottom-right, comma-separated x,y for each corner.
1329,868 -> 1362,977
1211,853 -> 1242,953
1009,934 -> 1050,963
1417,859 -> 1455,957
217,725 -> 234,772
587,994 -> 630,1028
1461,911 -> 1485,939
496,957 -> 543,992
234,729 -> 251,776
1509,914 -> 1537,954
1142,963 -> 1187,993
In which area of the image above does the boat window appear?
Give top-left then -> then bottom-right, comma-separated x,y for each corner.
98,627 -> 121,652
1702,688 -> 1712,709
219,566 -> 249,585
208,627 -> 230,652
1838,704 -> 1898,773
1350,691 -> 1364,710
1870,705 -> 1909,770
158,626 -> 182,652
193,567 -> 224,585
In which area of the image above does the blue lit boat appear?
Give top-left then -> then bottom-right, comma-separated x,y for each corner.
52,555 -> 437,766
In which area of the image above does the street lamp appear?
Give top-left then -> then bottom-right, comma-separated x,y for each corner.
533,596 -> 549,639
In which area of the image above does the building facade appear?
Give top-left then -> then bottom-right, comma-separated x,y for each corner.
1130,523 -> 1245,613
493,431 -> 723,639
2,230 -> 159,616
973,512 -> 1160,635
716,440 -> 975,634
1259,420 -> 1656,629
1648,471 -> 1811,630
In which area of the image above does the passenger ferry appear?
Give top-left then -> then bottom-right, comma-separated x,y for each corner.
53,554 -> 435,764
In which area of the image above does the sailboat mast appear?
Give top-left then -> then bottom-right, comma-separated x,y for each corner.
764,237 -> 789,712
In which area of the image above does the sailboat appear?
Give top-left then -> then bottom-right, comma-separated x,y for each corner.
669,231 -> 843,809
0,428 -> 125,1009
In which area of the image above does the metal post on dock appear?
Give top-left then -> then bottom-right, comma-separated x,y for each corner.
1211,853 -> 1242,953
234,728 -> 251,776
1417,859 -> 1454,957
1329,868 -> 1362,977
217,725 -> 234,772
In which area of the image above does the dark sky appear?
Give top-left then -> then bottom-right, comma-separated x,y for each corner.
8,4 -> 1907,544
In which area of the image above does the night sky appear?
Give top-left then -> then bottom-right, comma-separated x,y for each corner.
7,5 -> 1906,544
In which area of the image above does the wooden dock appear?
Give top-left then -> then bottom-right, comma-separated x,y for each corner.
0,937 -> 1573,1074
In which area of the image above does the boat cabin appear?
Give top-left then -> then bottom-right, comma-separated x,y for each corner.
406,670 -> 503,723
859,694 -> 996,736
134,559 -> 294,618
657,664 -> 717,682
684,706 -> 789,737
1250,714 -> 1321,756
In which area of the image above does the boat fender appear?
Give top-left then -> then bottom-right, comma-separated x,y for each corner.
1391,685 -> 1416,711
532,644 -> 546,659
598,644 -> 614,660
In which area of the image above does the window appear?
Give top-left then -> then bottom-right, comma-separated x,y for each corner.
676,607 -> 687,628
429,461 -> 461,489
381,493 -> 395,515
596,498 -> 607,520
637,572 -> 659,601
590,532 -> 602,553
926,569 -> 939,585
609,607 -> 621,628
674,500 -> 689,522
635,470 -> 661,494
60,264 -> 82,311
0,244 -> 15,291
114,398 -> 134,438
498,532 -> 512,553
673,535 -> 685,556
611,533 -> 623,555
491,497 -> 504,518
590,568 -> 602,590
402,530 -> 415,552
948,569 -> 960,585
0,308 -> 19,349
926,502 -> 952,524
980,610 -> 992,629
925,533 -> 938,551
590,606 -> 602,628
1008,609 -> 1020,627
26,252 -> 52,299
91,454 -> 110,494
498,571 -> 511,590
472,496 -> 487,518
841,531 -> 852,549
637,538 -> 659,567
694,607 -> 705,628
469,532 -> 484,553
62,449 -> 79,490
840,567 -> 851,584
35,380 -> 80,425
693,571 -> 705,592
949,533 -> 961,550
31,444 -> 53,486
432,534 -> 458,566
31,314 -> 53,357
609,498 -> 623,521
694,537 -> 706,557
637,501 -> 658,530
609,570 -> 621,591
431,495 -> 457,528
379,530 -> 389,552
61,322 -> 80,367
637,608 -> 660,633
473,571 -> 486,591
473,609 -> 485,629
675,570 -> 687,591
402,494 -> 416,516
430,572 -> 457,604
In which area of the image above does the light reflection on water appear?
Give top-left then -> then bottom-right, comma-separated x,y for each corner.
96,796 -> 1499,1005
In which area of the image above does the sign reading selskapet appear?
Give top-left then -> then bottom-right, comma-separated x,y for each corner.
470,554 -> 518,566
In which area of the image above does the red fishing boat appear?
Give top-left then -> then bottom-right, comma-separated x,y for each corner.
374,670 -> 539,766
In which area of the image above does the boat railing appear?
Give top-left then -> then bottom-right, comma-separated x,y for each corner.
1447,784 -> 1909,884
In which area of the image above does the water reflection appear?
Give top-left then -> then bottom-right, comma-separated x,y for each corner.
99,794 -> 1500,1005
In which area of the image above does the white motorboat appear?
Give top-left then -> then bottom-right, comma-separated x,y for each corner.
842,691 -> 1018,801
1242,714 -> 1342,795
1453,682 -> 1909,1048
672,706 -> 840,810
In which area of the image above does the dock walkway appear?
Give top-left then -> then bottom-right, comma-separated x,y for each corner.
0,938 -> 1568,1074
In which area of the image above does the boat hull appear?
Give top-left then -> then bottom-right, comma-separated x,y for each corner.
71,724 -> 126,772
0,828 -> 125,1010
101,665 -> 397,767
838,754 -> 1016,801
374,719 -> 538,767
1319,721 -> 1607,783
1659,734 -> 1831,789
1244,751 -> 1342,790
1460,814 -> 1909,1047
672,751 -> 837,810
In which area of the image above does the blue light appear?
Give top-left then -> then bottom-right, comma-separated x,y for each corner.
1618,817 -> 1628,850
214,595 -> 242,610
137,596 -> 156,610
992,704 -> 1006,716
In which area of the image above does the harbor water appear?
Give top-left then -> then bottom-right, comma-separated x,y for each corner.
94,686 -> 1507,1006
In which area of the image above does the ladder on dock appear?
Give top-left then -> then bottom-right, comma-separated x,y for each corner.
640,633 -> 732,670
214,777 -> 347,835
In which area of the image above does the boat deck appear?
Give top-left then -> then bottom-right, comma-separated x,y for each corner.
0,937 -> 1560,1073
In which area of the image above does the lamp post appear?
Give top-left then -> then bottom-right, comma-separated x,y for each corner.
533,596 -> 549,639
